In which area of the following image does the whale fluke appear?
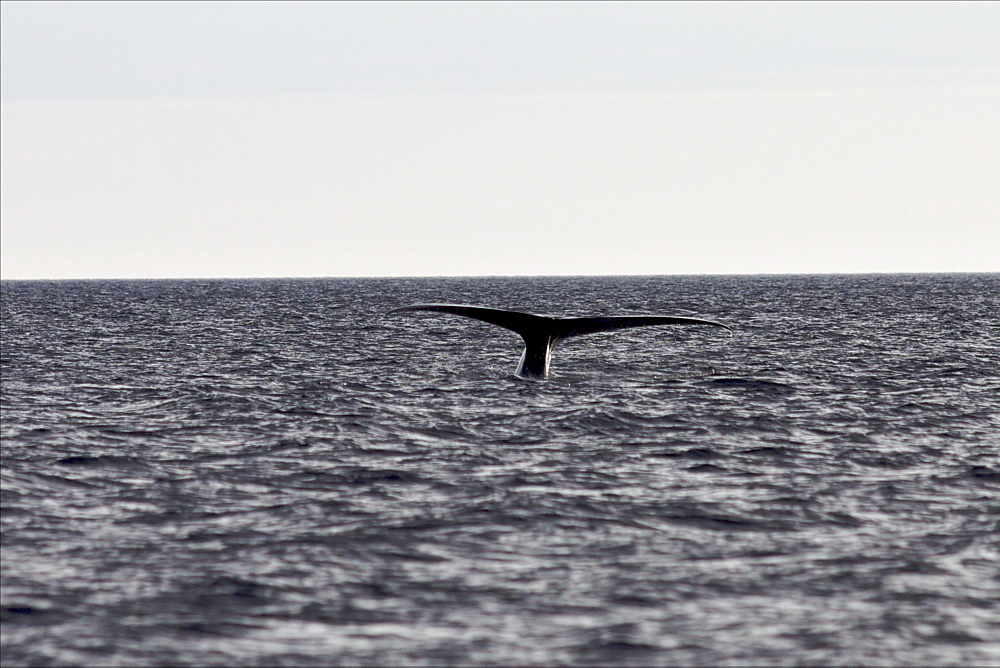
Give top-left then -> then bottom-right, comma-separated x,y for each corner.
387,303 -> 732,379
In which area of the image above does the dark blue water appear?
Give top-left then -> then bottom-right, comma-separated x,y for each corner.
2,274 -> 998,665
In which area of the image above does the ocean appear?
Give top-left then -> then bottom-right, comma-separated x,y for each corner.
1,274 -> 998,666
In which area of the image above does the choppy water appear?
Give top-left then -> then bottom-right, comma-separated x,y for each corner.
2,274 -> 998,666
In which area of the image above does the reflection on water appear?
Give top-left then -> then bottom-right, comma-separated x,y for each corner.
2,274 -> 998,665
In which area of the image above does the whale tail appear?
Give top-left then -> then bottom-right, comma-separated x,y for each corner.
386,304 -> 732,379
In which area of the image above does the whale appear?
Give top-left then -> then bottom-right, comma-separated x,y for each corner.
386,303 -> 733,379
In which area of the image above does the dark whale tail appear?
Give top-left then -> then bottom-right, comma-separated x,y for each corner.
386,304 -> 733,379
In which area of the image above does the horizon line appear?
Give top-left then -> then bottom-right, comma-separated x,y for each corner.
3,270 -> 997,283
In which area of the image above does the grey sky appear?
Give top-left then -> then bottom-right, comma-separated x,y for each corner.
4,1 -> 998,98
1,1 -> 998,279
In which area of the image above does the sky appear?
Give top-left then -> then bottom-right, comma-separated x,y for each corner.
2,1 -> 998,279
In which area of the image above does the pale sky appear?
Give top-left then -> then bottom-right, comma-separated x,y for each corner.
2,1 -> 998,279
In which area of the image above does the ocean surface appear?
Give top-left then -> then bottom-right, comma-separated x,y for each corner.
1,274 -> 998,666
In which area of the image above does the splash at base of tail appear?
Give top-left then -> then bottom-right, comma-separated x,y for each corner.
387,304 -> 733,379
